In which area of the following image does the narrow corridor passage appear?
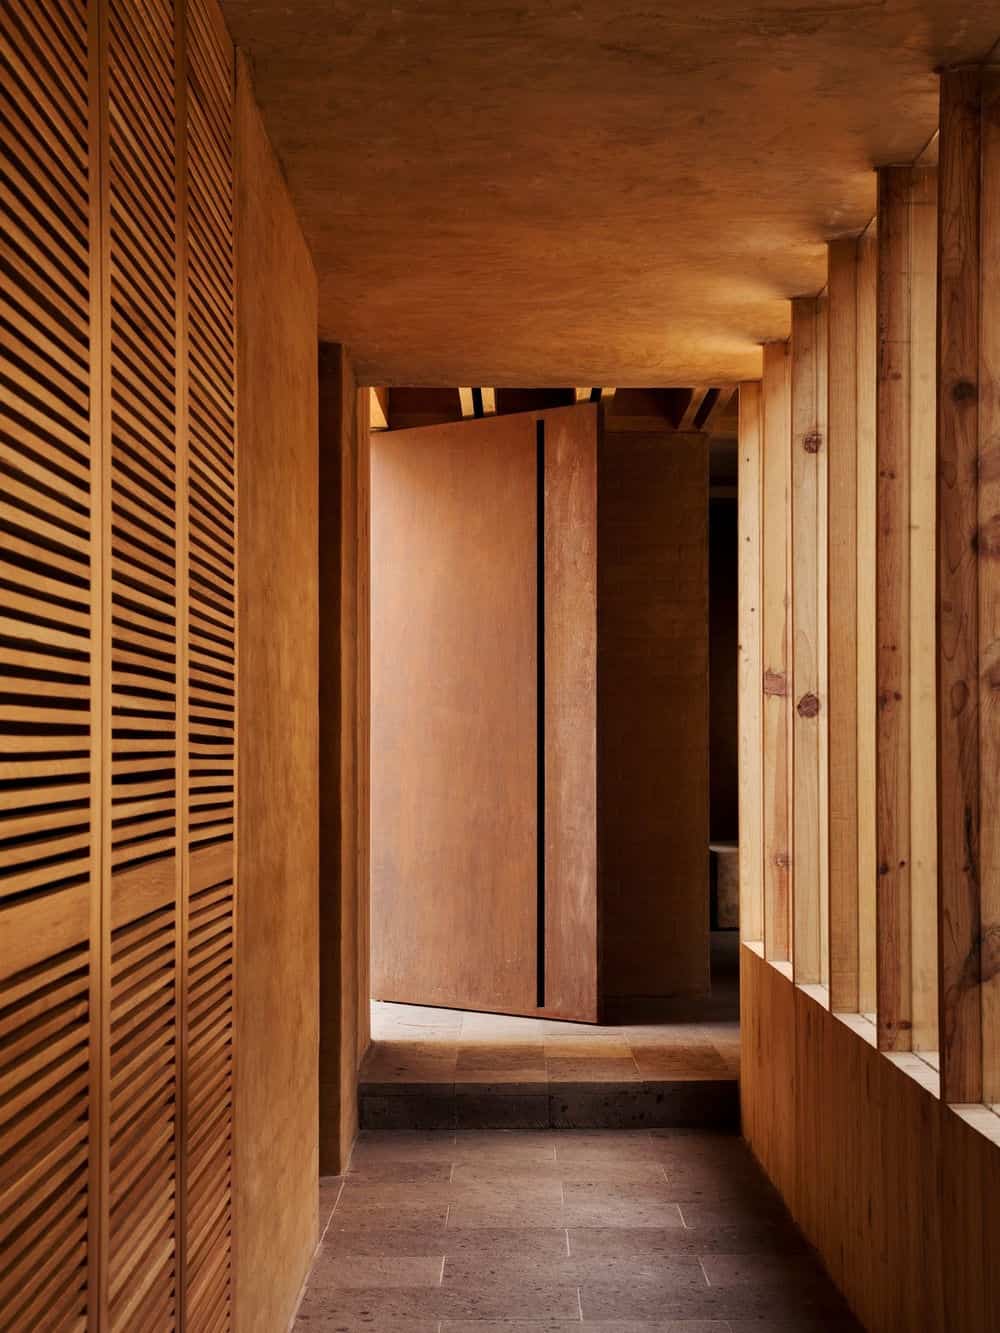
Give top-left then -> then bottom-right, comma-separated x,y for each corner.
294,1129 -> 863,1331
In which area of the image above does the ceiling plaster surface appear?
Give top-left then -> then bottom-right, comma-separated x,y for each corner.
221,1 -> 1000,385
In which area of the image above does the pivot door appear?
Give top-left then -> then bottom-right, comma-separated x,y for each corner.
371,404 -> 597,1020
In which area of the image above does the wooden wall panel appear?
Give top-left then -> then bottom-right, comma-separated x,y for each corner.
761,342 -> 792,962
598,428 -> 709,1001
737,385 -> 764,943
318,345 -> 371,1174
542,404 -> 598,1021
742,945 -> 1000,1333
234,50 -> 319,1333
0,0 -> 97,1321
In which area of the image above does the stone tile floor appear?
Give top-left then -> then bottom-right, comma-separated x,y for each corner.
364,998 -> 741,1085
359,936 -> 741,1130
294,1128 -> 865,1332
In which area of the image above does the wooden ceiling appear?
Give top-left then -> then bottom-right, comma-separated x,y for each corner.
221,1 -> 1000,386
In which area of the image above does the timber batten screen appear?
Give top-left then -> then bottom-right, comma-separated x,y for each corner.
0,0 -> 237,1325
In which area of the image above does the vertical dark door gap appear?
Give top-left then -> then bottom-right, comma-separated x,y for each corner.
536,417 -> 546,1008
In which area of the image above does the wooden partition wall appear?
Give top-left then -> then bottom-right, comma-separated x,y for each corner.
739,65 -> 1000,1333
0,5 -> 318,1330
598,428 -> 709,1003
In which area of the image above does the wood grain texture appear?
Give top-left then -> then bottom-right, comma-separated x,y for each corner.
218,0 -> 1000,386
980,68 -> 1000,1106
234,50 -> 319,1333
742,945 -> 1000,1333
761,342 -> 793,963
790,298 -> 824,984
598,429 -> 709,1000
101,0 -> 184,1321
908,162 -> 939,1055
875,164 -> 912,1051
542,405 -> 598,1021
371,413 -> 539,1014
318,344 -> 371,1172
856,223 -> 879,1017
937,68 -> 983,1103
0,0 -> 98,1320
738,383 -> 764,944
827,238 -> 860,1011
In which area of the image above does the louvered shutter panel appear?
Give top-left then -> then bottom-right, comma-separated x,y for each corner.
184,0 -> 236,1326
102,0 -> 181,1324
0,0 -> 97,1327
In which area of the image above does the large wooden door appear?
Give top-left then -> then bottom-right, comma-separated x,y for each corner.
371,405 -> 597,1020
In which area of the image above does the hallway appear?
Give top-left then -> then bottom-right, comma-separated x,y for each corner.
295,1129 -> 862,1330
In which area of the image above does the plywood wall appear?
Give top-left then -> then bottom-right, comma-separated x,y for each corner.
598,429 -> 709,1002
234,51 -> 319,1333
318,343 -> 371,1174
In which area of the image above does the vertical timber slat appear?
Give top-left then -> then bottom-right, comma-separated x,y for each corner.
738,383 -> 764,943
857,222 -> 879,1017
762,341 -> 793,962
791,297 -> 823,984
981,68 -> 1000,1106
876,164 -> 913,1051
827,238 -> 860,1011
909,161 -> 940,1055
937,68 -> 983,1103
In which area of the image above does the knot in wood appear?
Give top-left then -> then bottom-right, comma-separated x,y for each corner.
803,432 -> 822,454
763,669 -> 787,698
797,692 -> 820,718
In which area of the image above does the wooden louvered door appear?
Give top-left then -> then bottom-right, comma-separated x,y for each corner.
1,0 -> 237,1327
183,0 -> 236,1325
0,0 -> 100,1327
100,0 -> 183,1323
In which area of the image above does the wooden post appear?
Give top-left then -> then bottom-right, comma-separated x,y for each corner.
909,160 -> 939,1055
827,238 -> 860,1012
875,164 -> 913,1051
738,382 -> 764,944
936,67 -> 1000,1104
857,224 -> 879,1017
762,341 -> 793,962
791,298 -> 824,984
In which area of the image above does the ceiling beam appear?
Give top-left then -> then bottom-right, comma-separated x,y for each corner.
678,387 -> 711,431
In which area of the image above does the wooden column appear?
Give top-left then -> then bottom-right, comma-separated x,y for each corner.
909,159 -> 939,1055
875,164 -> 913,1051
936,67 -> 1000,1104
827,238 -> 861,1012
738,383 -> 764,944
319,345 -> 371,1174
761,341 -> 793,962
857,224 -> 879,1017
790,298 -> 826,984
